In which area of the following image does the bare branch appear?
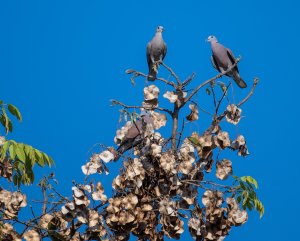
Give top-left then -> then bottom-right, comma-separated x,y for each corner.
184,57 -> 241,104
237,77 -> 259,107
191,100 -> 213,116
160,61 -> 181,85
111,99 -> 172,116
126,69 -> 177,88
215,82 -> 231,115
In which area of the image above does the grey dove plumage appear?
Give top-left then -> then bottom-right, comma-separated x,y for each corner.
207,35 -> 247,88
146,26 -> 167,81
115,113 -> 153,160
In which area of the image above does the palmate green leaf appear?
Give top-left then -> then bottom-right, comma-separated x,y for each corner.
8,104 -> 22,121
235,175 -> 264,218
1,139 -> 54,185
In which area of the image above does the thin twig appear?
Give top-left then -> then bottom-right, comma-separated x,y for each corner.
237,78 -> 259,107
182,73 -> 196,88
211,83 -> 217,109
160,62 -> 181,85
191,101 -> 213,116
177,118 -> 185,149
215,82 -> 231,115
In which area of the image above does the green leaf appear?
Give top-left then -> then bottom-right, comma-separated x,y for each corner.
242,190 -> 249,205
246,202 -> 253,211
8,104 -> 22,121
219,83 -> 228,94
205,88 -> 211,95
188,137 -> 201,147
13,174 -> 21,187
35,151 -> 45,166
254,199 -> 265,218
7,119 -> 13,132
239,181 -> 247,191
9,143 -> 16,159
1,107 -> 10,134
15,145 -> 26,162
42,153 -> 54,166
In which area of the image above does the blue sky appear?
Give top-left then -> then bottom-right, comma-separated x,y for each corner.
1,0 -> 299,240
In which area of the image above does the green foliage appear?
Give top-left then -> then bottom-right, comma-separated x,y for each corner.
187,136 -> 201,146
0,100 -> 54,186
234,175 -> 264,218
0,140 -> 54,186
0,101 -> 22,134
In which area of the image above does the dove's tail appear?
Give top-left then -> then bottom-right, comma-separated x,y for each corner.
232,71 -> 247,89
147,64 -> 157,81
115,138 -> 142,161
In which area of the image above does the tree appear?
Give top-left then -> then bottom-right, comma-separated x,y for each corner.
0,58 -> 263,240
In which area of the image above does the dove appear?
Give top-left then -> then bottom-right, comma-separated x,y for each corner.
115,112 -> 154,160
207,35 -> 247,88
146,26 -> 167,81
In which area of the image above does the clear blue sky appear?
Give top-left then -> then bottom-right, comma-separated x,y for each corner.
1,1 -> 299,240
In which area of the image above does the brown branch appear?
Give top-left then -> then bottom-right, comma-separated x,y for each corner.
127,69 -> 177,88
181,179 -> 239,191
42,186 -> 47,215
111,99 -> 173,116
237,77 -> 259,107
182,73 -> 196,88
160,61 -> 181,85
215,82 -> 231,115
191,101 -> 213,116
210,83 -> 217,109
171,107 -> 179,150
184,57 -> 241,104
177,118 -> 186,149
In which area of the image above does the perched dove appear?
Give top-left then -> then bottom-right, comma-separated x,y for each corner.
115,112 -> 153,160
207,35 -> 247,88
146,26 -> 167,81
